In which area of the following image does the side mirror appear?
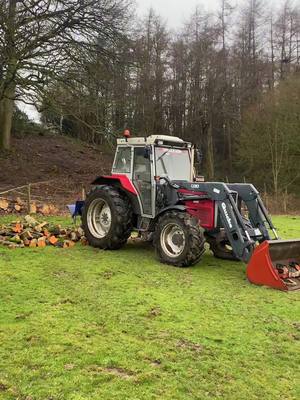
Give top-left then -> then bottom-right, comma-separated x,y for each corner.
144,146 -> 151,159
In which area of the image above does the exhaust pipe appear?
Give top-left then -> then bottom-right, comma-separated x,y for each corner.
247,239 -> 300,291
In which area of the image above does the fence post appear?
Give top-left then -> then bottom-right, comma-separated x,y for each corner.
27,184 -> 31,214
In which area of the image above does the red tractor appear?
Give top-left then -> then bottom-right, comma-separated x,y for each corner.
75,134 -> 300,291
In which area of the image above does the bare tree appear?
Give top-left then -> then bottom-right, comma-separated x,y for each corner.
132,9 -> 169,135
0,0 -> 132,150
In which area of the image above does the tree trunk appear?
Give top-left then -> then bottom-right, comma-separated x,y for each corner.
0,0 -> 17,150
0,94 -> 14,150
206,122 -> 215,180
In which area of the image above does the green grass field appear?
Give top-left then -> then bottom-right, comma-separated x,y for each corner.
0,215 -> 299,400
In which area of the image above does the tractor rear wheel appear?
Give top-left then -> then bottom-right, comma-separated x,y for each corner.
154,211 -> 205,267
82,185 -> 133,250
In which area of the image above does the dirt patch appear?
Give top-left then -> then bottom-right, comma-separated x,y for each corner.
145,357 -> 162,367
177,339 -> 204,354
0,382 -> 8,391
293,322 -> 300,331
87,365 -> 135,379
64,363 -> 75,370
0,134 -> 113,213
15,312 -> 32,320
148,307 -> 161,318
101,270 -> 116,280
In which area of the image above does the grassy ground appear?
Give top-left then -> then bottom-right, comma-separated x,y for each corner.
0,215 -> 299,400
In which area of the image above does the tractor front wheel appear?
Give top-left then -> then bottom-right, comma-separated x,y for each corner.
154,211 -> 205,267
82,185 -> 133,250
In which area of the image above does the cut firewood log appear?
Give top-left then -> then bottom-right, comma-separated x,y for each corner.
43,229 -> 50,238
29,239 -> 38,248
49,236 -> 58,245
40,204 -> 50,215
69,231 -> 77,241
0,199 -> 9,210
14,204 -> 22,212
63,240 -> 75,248
25,215 -> 38,226
16,197 -> 24,206
13,223 -> 23,233
23,238 -> 30,247
0,239 -> 13,246
37,237 -> 46,248
9,235 -> 22,244
40,204 -> 58,215
34,222 -> 48,233
0,240 -> 23,248
49,226 -> 61,236
30,202 -> 37,214
20,230 -> 33,241
77,227 -> 85,238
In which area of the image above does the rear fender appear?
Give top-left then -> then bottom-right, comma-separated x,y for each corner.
92,175 -> 141,215
92,175 -> 137,195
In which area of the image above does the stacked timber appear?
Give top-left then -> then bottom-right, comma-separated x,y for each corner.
0,197 -> 58,215
0,215 -> 87,249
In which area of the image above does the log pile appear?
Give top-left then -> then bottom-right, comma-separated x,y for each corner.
0,215 -> 87,249
0,197 -> 58,215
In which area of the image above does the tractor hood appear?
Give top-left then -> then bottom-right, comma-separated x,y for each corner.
172,181 -> 204,192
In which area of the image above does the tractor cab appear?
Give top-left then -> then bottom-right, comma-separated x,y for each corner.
112,135 -> 195,217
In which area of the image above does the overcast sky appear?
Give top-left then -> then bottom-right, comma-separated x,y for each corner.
135,0 -> 288,28
135,0 -> 226,28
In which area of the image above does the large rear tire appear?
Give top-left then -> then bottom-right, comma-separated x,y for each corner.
82,185 -> 133,250
154,211 -> 205,267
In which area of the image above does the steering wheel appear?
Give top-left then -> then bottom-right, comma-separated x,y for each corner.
158,176 -> 179,189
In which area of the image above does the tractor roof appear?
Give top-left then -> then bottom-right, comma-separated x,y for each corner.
117,135 -> 189,146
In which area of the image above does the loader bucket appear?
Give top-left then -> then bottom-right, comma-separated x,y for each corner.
246,240 -> 300,291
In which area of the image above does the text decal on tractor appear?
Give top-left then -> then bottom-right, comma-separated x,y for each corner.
74,134 -> 300,291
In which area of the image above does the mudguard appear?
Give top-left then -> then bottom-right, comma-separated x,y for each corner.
92,174 -> 141,215
92,174 -> 137,195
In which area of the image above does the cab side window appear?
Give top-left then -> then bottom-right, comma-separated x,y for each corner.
133,147 -> 152,215
133,147 -> 151,182
112,147 -> 132,173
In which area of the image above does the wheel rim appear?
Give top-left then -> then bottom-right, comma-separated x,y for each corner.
87,198 -> 112,239
161,223 -> 186,258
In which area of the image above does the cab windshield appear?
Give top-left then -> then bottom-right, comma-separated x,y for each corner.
155,147 -> 191,181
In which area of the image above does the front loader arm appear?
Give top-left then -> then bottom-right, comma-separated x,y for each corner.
201,183 -> 255,262
227,184 -> 279,240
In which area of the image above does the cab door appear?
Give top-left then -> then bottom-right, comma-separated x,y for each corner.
132,147 -> 153,216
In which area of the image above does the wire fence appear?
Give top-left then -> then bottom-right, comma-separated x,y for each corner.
0,180 -> 86,215
0,180 -> 299,215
